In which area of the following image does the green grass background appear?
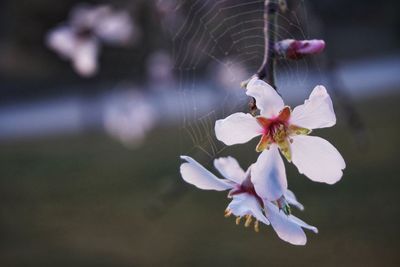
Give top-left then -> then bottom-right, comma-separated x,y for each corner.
1,94 -> 399,266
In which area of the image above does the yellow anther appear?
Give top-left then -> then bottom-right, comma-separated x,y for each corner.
273,125 -> 288,144
240,79 -> 250,89
224,209 -> 232,218
236,216 -> 242,225
288,125 -> 312,136
277,138 -> 292,162
254,220 -> 260,232
244,215 -> 253,227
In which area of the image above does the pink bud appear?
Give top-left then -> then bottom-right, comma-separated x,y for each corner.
275,39 -> 325,60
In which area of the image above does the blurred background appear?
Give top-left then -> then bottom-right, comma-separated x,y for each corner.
0,0 -> 399,266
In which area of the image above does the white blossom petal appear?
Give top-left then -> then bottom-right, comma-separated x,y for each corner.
251,146 -> 287,201
246,77 -> 284,117
284,189 -> 304,211
70,4 -> 108,29
290,85 -> 336,129
180,156 -> 233,191
72,39 -> 99,77
94,11 -> 135,44
213,156 -> 246,184
291,135 -> 345,184
215,112 -> 262,146
46,26 -> 76,59
289,215 -> 318,234
227,194 -> 269,225
265,201 -> 317,245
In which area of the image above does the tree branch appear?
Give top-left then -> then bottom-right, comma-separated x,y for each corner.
257,0 -> 279,88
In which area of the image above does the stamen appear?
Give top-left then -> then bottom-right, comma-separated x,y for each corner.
254,220 -> 260,232
244,215 -> 253,227
284,205 -> 291,216
256,134 -> 272,152
288,125 -> 312,136
277,138 -> 292,162
224,209 -> 232,217
236,216 -> 242,225
277,197 -> 292,215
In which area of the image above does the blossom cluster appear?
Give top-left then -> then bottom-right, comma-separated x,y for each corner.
46,4 -> 137,77
179,77 -> 345,245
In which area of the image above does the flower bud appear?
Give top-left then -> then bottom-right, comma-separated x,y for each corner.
275,39 -> 325,60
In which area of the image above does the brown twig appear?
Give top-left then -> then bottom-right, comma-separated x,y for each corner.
256,0 -> 279,89
249,0 -> 280,114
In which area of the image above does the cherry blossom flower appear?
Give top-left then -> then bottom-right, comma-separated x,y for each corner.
46,4 -> 137,77
103,90 -> 157,148
215,77 -> 345,184
179,155 -> 318,245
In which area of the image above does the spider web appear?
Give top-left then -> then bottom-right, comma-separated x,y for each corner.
171,0 -> 318,160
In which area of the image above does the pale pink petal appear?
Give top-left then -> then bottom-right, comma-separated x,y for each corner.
72,39 -> 99,77
94,11 -> 135,45
291,135 -> 345,184
227,194 -> 269,225
275,39 -> 325,60
290,85 -> 336,129
215,112 -> 262,146
251,145 -> 287,201
46,26 -> 77,59
180,156 -> 233,191
213,156 -> 245,184
289,215 -> 318,234
296,40 -> 325,55
246,77 -> 284,118
284,189 -> 304,211
70,4 -> 109,29
265,201 -> 317,245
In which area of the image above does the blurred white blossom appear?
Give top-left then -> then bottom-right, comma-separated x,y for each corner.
146,50 -> 175,90
103,90 -> 157,148
46,25 -> 100,76
154,0 -> 184,33
211,59 -> 249,91
46,3 -> 139,77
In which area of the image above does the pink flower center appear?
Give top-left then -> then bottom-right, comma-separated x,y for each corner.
229,177 -> 264,207
257,106 -> 291,143
263,119 -> 288,143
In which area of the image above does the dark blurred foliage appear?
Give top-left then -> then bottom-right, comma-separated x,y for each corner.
0,0 -> 399,102
309,0 -> 400,58
0,0 -> 167,101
